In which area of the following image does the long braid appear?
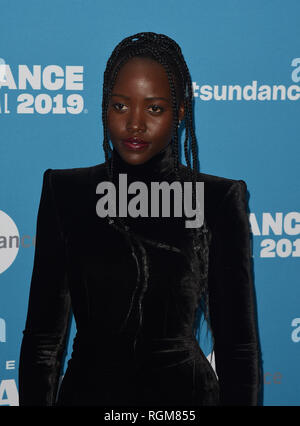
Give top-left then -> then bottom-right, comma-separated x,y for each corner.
101,32 -> 212,347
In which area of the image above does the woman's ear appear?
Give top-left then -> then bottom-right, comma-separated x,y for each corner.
178,101 -> 185,122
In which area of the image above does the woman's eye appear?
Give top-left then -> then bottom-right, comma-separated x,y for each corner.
112,103 -> 127,111
149,105 -> 164,113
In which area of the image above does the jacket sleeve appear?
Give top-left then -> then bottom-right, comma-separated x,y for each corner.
19,169 -> 71,406
208,180 -> 262,406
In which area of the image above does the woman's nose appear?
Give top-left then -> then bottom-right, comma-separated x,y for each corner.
126,107 -> 146,133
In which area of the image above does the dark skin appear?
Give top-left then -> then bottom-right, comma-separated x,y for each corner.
107,57 -> 185,166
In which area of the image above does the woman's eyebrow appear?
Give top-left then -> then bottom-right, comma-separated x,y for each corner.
145,96 -> 170,102
111,93 -> 170,102
111,93 -> 130,100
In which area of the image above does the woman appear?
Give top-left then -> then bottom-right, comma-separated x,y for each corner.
19,32 -> 261,406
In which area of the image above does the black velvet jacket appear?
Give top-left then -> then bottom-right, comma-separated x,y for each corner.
19,146 -> 261,406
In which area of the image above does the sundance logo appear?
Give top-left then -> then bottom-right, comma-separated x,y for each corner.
0,211 -> 20,274
250,212 -> 300,258
0,318 -> 5,343
0,58 -> 6,83
0,60 -> 84,115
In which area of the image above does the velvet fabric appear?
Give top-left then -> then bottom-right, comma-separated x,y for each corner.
19,144 -> 261,406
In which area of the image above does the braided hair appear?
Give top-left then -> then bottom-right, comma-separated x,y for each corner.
101,32 -> 212,349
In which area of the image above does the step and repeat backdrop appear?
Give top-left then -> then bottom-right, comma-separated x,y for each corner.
0,0 -> 299,406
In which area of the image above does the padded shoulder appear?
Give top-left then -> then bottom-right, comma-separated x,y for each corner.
45,162 -> 107,187
179,164 -> 248,223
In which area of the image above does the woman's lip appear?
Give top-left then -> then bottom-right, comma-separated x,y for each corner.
121,138 -> 150,150
122,138 -> 149,144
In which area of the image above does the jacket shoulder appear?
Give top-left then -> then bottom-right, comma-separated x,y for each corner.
40,163 -> 107,213
198,170 -> 247,200
44,163 -> 107,193
44,162 -> 107,186
179,164 -> 247,208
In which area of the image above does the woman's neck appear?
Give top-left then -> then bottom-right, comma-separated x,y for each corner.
111,143 -> 175,183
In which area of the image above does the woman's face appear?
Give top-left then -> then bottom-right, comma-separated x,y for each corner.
107,57 -> 184,166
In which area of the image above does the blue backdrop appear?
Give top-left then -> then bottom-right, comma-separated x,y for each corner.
0,0 -> 299,406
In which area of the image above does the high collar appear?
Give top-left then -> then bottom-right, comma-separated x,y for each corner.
111,143 -> 175,183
